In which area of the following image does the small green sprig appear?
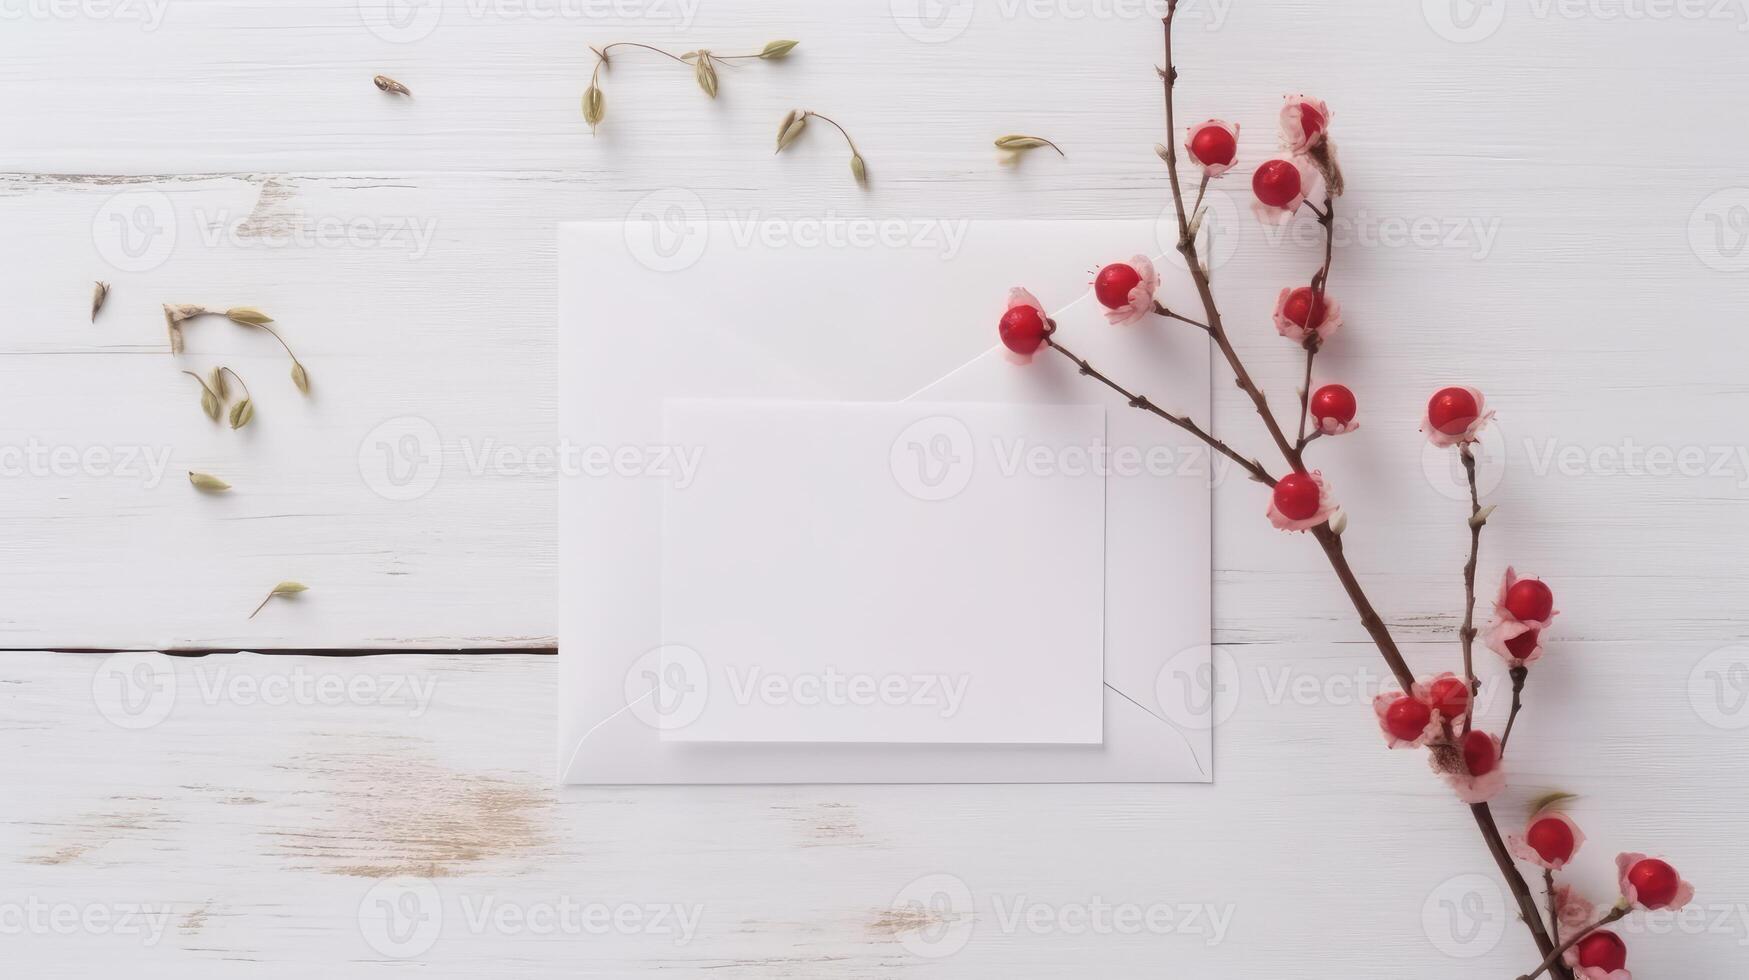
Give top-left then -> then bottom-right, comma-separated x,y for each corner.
164,305 -> 309,395
582,39 -> 798,134
249,581 -> 308,620
774,109 -> 867,187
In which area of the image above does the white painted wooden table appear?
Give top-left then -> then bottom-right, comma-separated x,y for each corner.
4,0 -> 1749,975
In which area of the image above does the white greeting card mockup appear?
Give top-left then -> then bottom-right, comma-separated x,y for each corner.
657,398 -> 1105,744
559,217 -> 1211,783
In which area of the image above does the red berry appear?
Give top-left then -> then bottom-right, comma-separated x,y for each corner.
1189,125 -> 1237,167
1628,858 -> 1682,908
1309,384 -> 1356,426
1575,931 -> 1628,972
1526,816 -> 1577,865
1504,629 -> 1540,660
1462,730 -> 1498,776
1252,159 -> 1303,208
1505,578 -> 1555,623
1297,102 -> 1326,142
1428,676 -> 1469,720
1281,287 -> 1330,329
1092,263 -> 1142,310
1383,696 -> 1432,743
999,305 -> 1048,356
1272,473 -> 1323,521
1427,387 -> 1480,436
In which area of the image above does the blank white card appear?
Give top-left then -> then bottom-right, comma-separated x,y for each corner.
657,399 -> 1106,744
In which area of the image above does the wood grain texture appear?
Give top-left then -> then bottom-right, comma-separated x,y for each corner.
2,0 -> 1748,974
6,649 -> 1745,977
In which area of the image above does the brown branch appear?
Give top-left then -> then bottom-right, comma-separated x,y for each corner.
1544,869 -> 1561,947
1153,6 -> 1570,975
1044,338 -> 1273,486
1159,4 -> 1298,469
1459,444 -> 1484,732
1518,906 -> 1628,980
1500,665 -> 1529,757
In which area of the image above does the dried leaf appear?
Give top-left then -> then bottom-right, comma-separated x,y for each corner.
229,398 -> 255,430
224,306 -> 273,326
850,153 -> 867,186
1527,791 -> 1580,814
582,84 -> 605,131
373,74 -> 411,96
162,303 -> 207,353
200,387 -> 221,421
759,39 -> 799,59
91,281 -> 109,322
694,53 -> 718,99
291,361 -> 310,394
776,109 -> 807,152
188,471 -> 231,493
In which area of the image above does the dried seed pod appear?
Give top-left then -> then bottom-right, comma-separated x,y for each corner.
759,40 -> 799,59
583,84 -> 605,132
694,53 -> 718,98
374,74 -> 411,96
776,109 -> 807,152
91,281 -> 109,322
189,471 -> 232,493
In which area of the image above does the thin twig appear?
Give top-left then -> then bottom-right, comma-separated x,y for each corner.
1459,444 -> 1484,731
1518,907 -> 1629,980
1045,338 -> 1274,486
1500,666 -> 1529,757
806,110 -> 861,158
1150,301 -> 1209,333
1544,869 -> 1561,947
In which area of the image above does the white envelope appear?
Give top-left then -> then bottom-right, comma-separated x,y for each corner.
558,218 -> 1212,783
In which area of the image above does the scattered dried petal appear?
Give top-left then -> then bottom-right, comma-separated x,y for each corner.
210,367 -> 228,401
229,398 -> 255,430
189,471 -> 231,493
291,361 -> 310,394
373,74 -> 411,97
200,387 -> 221,421
91,281 -> 108,322
759,39 -> 799,59
850,152 -> 867,186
